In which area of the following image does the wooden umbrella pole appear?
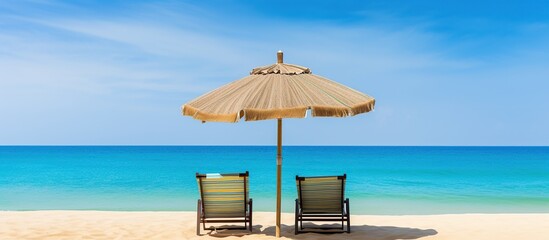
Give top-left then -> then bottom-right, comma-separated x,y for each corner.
276,118 -> 282,237
275,51 -> 283,238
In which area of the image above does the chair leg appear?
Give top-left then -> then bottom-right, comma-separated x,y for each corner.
249,199 -> 253,232
294,199 -> 299,235
196,199 -> 201,236
341,206 -> 344,230
346,198 -> 351,233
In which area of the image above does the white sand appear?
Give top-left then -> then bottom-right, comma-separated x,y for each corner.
1,211 -> 548,240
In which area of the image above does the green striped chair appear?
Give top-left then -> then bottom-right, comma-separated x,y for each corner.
196,172 -> 252,235
295,174 -> 350,234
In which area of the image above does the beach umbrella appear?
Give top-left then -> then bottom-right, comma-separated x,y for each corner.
181,51 -> 375,237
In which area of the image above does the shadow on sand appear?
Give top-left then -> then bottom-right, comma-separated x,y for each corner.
204,223 -> 437,239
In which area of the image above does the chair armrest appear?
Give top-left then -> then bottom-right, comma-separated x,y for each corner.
248,198 -> 253,211
344,198 -> 350,215
197,199 -> 203,217
295,199 -> 302,213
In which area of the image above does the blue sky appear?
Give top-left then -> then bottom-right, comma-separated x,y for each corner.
0,0 -> 548,145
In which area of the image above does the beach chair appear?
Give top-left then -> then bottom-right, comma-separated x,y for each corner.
295,174 -> 350,234
196,172 -> 252,235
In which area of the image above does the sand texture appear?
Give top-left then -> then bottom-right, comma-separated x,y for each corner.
1,211 -> 548,240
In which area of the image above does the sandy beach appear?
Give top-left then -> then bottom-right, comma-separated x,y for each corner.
1,211 -> 548,240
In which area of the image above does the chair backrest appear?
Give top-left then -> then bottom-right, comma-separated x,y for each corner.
196,172 -> 249,218
296,174 -> 346,214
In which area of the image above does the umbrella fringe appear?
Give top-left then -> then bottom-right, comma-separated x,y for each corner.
350,99 -> 376,115
182,104 -> 198,117
244,107 -> 307,121
311,99 -> 375,117
251,63 -> 311,75
183,100 -> 375,123
182,105 -> 239,123
311,106 -> 352,117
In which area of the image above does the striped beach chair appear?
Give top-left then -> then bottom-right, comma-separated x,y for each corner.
196,172 -> 252,235
295,174 -> 350,234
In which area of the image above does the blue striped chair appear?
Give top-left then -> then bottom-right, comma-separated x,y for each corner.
196,172 -> 252,235
295,174 -> 350,234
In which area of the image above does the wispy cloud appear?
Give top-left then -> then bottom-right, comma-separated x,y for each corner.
0,1 -> 548,145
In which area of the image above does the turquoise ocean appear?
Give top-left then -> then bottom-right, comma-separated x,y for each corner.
1,146 -> 548,214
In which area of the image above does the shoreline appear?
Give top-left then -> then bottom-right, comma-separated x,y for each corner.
1,211 -> 548,239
